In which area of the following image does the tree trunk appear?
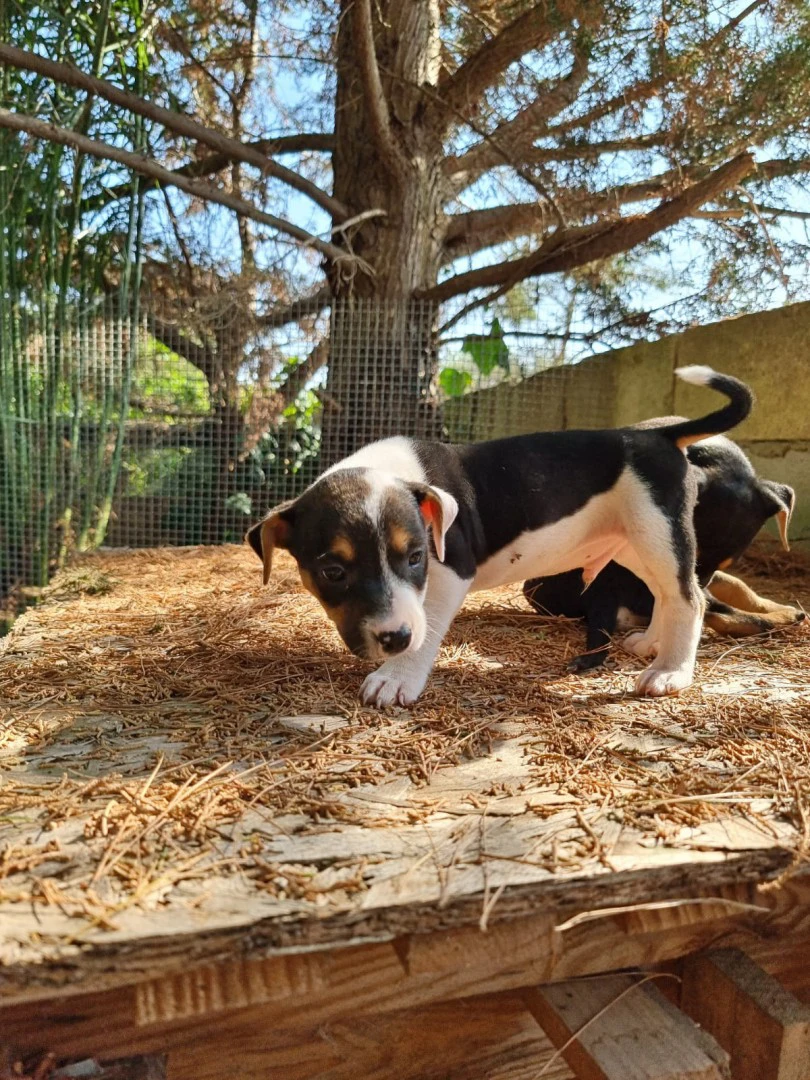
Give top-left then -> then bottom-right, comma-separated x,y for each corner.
323,0 -> 448,463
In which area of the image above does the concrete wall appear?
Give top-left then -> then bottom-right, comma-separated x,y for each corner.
447,300 -> 810,541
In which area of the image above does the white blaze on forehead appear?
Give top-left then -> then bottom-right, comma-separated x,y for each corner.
362,468 -> 403,528
320,436 -> 427,485
315,438 -> 435,662
356,468 -> 430,660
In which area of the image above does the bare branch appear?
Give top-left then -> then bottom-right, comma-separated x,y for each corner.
550,0 -> 767,138
0,108 -> 366,270
443,202 -> 549,261
0,43 -> 347,221
522,131 -> 679,163
277,339 -> 329,405
80,133 -> 335,219
352,0 -> 405,176
432,2 -> 574,125
757,156 -> 810,181
448,45 -> 590,184
446,131 -> 679,186
550,73 -> 665,138
148,313 -> 212,378
443,171 -> 699,263
422,152 -> 756,302
258,287 -> 332,328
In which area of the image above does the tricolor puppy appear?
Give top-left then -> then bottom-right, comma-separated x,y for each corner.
523,424 -> 800,670
247,366 -> 752,705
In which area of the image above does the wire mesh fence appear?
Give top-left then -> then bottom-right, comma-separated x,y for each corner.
0,290 -> 613,626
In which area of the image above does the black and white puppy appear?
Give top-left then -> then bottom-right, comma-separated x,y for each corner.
247,366 -> 751,705
522,425 -> 797,670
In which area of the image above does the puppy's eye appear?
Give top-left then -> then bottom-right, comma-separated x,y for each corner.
408,549 -> 424,567
320,565 -> 346,583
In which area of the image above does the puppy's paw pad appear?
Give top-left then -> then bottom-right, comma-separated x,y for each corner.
622,631 -> 659,658
635,668 -> 692,696
360,670 -> 425,708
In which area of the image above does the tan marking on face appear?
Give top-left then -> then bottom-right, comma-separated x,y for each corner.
718,557 -> 733,570
388,524 -> 412,556
299,567 -> 349,637
299,568 -> 317,596
330,535 -> 356,562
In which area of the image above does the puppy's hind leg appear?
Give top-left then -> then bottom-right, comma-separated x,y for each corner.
708,570 -> 805,622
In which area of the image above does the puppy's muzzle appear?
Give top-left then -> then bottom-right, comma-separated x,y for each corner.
374,625 -> 412,655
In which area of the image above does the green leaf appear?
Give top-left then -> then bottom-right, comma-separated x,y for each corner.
439,367 -> 472,397
225,492 -> 253,516
461,318 -> 509,376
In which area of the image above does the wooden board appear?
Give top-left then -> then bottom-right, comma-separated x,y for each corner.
164,991 -> 575,1080
1,545 -> 808,1003
525,974 -> 729,1080
6,877 -> 810,1065
681,948 -> 810,1080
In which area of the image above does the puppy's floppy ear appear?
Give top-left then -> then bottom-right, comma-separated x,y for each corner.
409,484 -> 459,562
760,480 -> 795,551
245,500 -> 296,585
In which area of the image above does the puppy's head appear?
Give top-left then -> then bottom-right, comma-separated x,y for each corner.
246,469 -> 458,661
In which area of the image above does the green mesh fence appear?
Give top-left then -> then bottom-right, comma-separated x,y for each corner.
0,291 -> 613,627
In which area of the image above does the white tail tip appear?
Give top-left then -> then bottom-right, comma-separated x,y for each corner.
675,364 -> 716,386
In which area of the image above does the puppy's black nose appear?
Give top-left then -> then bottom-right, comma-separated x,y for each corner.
376,626 -> 412,654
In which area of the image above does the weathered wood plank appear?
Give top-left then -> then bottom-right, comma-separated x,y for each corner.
5,877 -> 810,1064
524,975 -> 730,1080
681,948 -> 810,1080
741,933 -> 810,1005
165,991 -> 574,1080
2,544 -> 808,1004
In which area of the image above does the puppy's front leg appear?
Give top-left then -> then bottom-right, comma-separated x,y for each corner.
361,563 -> 472,707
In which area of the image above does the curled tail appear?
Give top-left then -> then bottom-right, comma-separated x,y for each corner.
661,366 -> 753,449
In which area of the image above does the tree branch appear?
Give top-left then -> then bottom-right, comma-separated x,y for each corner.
432,2 -> 573,125
757,156 -> 810,181
148,313 -> 213,380
78,133 -> 335,220
443,171 -> 700,263
352,0 -> 405,177
258,287 -> 332,328
0,108 -> 366,270
277,339 -> 329,405
549,0 -> 767,138
447,45 -> 590,184
0,43 -> 347,221
423,152 -> 756,302
443,202 -> 549,261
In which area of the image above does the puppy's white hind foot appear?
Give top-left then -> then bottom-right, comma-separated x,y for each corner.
360,660 -> 429,708
635,666 -> 693,696
622,630 -> 659,658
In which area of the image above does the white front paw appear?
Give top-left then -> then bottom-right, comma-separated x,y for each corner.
635,666 -> 693,696
360,663 -> 429,707
623,630 -> 660,658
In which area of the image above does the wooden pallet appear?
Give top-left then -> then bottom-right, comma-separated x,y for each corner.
5,931 -> 810,1078
3,546 -> 810,1077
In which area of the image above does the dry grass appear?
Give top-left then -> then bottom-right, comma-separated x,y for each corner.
1,539 -> 809,931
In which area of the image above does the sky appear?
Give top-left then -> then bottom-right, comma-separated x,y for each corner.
136,0 -> 810,382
